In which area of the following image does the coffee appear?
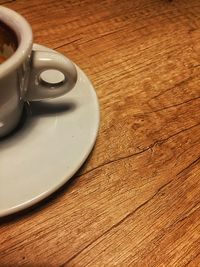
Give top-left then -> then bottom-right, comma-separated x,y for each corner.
0,55 -> 6,63
0,6 -> 77,138
0,21 -> 18,62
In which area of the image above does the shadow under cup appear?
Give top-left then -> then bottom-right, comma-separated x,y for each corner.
0,21 -> 18,63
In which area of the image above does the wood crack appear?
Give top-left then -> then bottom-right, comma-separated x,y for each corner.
150,76 -> 194,100
177,155 -> 200,176
63,171 -> 200,266
61,180 -> 173,266
54,38 -> 82,50
127,202 -> 200,266
145,96 -> 200,114
174,202 -> 200,226
54,24 -> 128,51
78,121 -> 200,177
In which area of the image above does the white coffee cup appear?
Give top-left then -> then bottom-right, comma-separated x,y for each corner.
0,6 -> 77,138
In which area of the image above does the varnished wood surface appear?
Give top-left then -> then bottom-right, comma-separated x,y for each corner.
1,0 -> 200,266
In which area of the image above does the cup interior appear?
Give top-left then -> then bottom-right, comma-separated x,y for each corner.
0,21 -> 18,63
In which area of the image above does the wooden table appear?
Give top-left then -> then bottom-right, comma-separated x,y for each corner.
1,0 -> 200,266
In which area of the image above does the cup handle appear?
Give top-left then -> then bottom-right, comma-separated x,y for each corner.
25,50 -> 77,101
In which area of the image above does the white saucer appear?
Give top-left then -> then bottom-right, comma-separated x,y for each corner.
0,44 -> 100,217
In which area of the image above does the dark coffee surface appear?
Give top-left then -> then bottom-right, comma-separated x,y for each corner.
0,55 -> 6,63
0,21 -> 18,59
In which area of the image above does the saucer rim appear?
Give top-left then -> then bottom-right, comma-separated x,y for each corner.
0,43 -> 100,218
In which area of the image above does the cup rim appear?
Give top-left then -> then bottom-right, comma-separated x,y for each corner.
0,6 -> 33,78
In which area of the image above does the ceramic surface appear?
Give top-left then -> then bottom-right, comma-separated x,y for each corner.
0,6 -> 32,138
0,7 -> 77,137
0,44 -> 100,217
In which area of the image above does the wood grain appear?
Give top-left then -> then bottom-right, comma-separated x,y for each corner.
1,0 -> 200,266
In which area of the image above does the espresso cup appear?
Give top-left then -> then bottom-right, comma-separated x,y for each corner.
0,6 -> 77,138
